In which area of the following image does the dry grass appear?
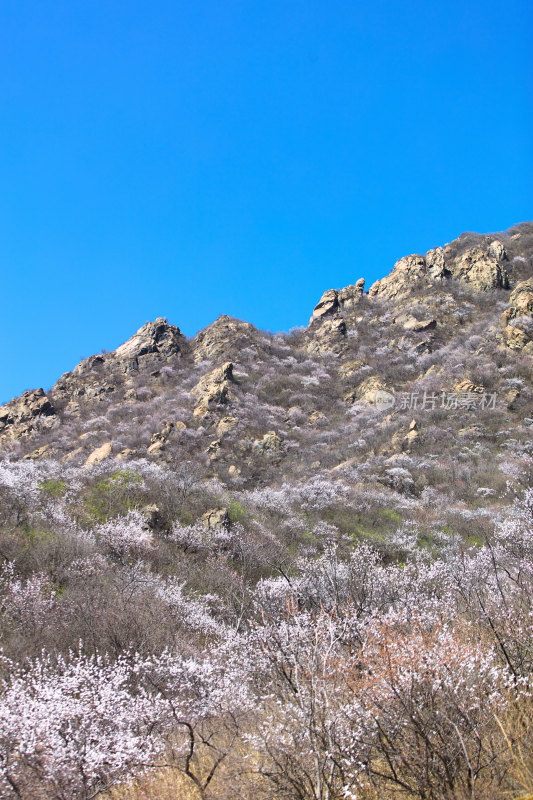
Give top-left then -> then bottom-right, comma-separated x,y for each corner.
107,768 -> 202,800
102,699 -> 533,800
496,695 -> 533,800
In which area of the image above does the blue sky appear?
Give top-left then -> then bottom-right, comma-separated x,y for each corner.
0,0 -> 531,403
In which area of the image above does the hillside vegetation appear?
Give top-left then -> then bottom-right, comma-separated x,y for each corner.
0,222 -> 533,800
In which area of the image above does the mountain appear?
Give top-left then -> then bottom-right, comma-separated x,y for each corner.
1,221 -> 532,482
1,222 -> 533,800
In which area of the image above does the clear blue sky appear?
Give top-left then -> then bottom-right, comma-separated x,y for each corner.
1,0 -> 531,403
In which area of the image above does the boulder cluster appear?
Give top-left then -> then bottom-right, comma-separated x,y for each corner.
367,239 -> 509,300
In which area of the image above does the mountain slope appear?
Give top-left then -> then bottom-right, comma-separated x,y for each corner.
1,222 -> 533,800
1,221 -> 531,495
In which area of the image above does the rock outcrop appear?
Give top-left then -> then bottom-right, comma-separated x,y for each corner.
147,421 -> 184,455
425,247 -> 449,280
404,419 -> 420,451
72,354 -> 106,377
452,379 -> 485,394
368,240 -> 509,300
85,442 -> 112,466
191,362 -> 235,417
502,278 -> 533,324
369,255 -> 428,299
309,279 -> 365,324
504,324 -> 533,352
49,318 -> 186,413
394,313 -> 437,332
23,444 -> 52,461
0,389 -> 57,442
450,240 -> 509,291
194,316 -> 260,363
345,376 -> 392,405
216,416 -> 237,438
339,359 -> 367,378
306,317 -> 347,356
500,277 -> 533,351
309,289 -> 339,323
252,431 -> 282,453
114,317 -> 185,366
339,278 -> 365,311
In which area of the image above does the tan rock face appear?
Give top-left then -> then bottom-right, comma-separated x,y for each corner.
404,430 -> 419,450
506,388 -> 521,410
389,422 -> 420,454
501,277 -> 533,350
191,362 -> 235,417
338,279 -> 365,311
453,379 -> 484,394
147,421 -> 178,455
368,240 -> 509,300
510,278 -> 533,311
339,359 -> 367,378
425,247 -> 448,280
193,316 -> 258,363
85,442 -> 112,466
0,389 -> 57,441
425,364 -> 443,377
84,384 -> 115,400
216,416 -> 237,438
114,318 -> 185,362
458,425 -> 483,438
309,289 -> 339,323
502,278 -> 533,324
346,376 -> 391,405
72,354 -> 106,377
23,444 -> 52,461
306,318 -> 347,355
116,448 -> 136,460
206,439 -> 222,461
146,441 -> 165,456
369,255 -> 426,299
449,241 -> 509,291
504,325 -> 532,351
310,279 -> 365,324
63,446 -> 84,463
394,313 -> 437,332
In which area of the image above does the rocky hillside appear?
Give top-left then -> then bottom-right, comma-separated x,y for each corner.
1,221 -> 532,492
1,222 -> 533,800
